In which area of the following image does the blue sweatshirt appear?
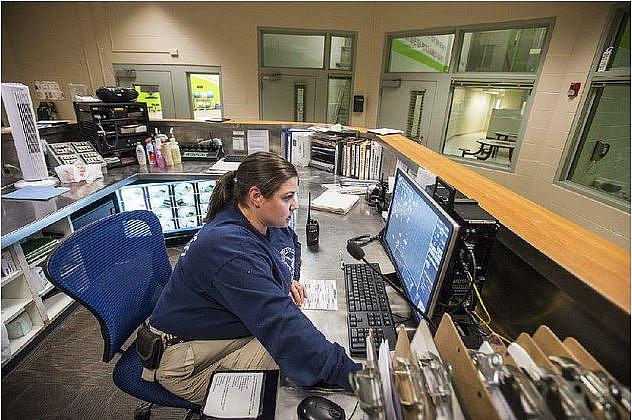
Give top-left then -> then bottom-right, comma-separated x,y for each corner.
151,204 -> 360,389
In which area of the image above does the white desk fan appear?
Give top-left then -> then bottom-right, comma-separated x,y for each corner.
1,83 -> 58,188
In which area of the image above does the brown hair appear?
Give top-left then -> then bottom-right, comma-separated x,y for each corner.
204,151 -> 298,222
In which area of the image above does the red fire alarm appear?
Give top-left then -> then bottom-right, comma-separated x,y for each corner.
568,82 -> 581,97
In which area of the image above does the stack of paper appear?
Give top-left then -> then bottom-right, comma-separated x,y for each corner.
368,128 -> 404,135
206,158 -> 241,175
310,190 -> 359,215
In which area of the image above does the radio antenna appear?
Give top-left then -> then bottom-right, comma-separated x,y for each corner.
307,192 -> 312,222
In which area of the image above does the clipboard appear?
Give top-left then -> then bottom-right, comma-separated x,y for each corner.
201,370 -> 279,420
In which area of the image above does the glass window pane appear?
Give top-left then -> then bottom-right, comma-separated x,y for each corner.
389,34 -> 454,72
188,73 -> 222,121
262,33 -> 325,68
609,12 -> 630,70
134,84 -> 162,119
458,27 -> 547,72
330,36 -> 353,70
567,84 -> 630,202
443,86 -> 530,166
327,77 -> 351,124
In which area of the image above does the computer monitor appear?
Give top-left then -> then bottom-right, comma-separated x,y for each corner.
381,169 -> 460,320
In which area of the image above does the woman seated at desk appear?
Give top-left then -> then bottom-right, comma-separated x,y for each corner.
149,151 -> 360,405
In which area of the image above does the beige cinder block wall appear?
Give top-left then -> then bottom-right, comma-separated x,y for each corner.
2,1 -> 629,248
371,1 -> 630,248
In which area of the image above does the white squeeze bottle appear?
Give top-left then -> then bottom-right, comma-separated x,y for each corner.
162,138 -> 174,166
135,142 -> 147,165
170,128 -> 182,164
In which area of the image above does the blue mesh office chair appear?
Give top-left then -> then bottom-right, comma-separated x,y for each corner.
46,210 -> 200,419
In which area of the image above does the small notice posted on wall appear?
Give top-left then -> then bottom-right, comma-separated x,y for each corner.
34,81 -> 65,101
247,130 -> 270,154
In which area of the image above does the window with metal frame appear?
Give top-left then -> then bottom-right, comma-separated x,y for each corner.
388,33 -> 454,73
442,22 -> 549,168
562,9 -> 630,206
260,29 -> 355,124
262,33 -> 326,69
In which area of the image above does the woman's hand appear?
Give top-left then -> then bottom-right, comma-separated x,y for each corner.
290,280 -> 308,306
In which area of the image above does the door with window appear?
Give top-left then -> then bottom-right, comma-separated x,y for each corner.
259,30 -> 355,124
115,69 -> 175,119
379,80 -> 438,146
378,33 -> 454,148
113,64 -> 224,120
260,74 -> 317,122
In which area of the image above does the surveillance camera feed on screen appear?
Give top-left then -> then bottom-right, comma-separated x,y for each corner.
384,169 -> 458,317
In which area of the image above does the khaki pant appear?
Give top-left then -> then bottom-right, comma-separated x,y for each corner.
155,337 -> 278,406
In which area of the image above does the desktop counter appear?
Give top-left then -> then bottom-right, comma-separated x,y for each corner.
1,118 -> 629,386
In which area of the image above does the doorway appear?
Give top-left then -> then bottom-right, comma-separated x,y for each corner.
260,73 -> 318,122
113,64 -> 223,120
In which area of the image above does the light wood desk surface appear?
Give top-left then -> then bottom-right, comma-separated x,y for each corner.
379,134 -> 630,314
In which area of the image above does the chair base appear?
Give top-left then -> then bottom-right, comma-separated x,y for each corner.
134,402 -> 153,420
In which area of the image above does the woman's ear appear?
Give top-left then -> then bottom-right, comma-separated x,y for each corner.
248,186 -> 263,208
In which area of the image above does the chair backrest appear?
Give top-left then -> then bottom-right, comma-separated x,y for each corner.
46,210 -> 172,362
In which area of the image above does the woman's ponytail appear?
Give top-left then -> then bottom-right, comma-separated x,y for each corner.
203,152 -> 298,223
204,170 -> 236,222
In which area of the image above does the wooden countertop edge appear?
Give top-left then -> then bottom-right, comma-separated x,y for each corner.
379,134 -> 630,314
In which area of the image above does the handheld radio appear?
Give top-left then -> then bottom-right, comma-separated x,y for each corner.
306,192 -> 320,247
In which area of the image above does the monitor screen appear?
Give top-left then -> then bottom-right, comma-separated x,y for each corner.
382,169 -> 459,319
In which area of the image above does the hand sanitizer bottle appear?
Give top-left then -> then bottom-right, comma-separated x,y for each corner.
154,136 -> 166,169
145,138 -> 156,165
169,128 -> 182,165
135,142 -> 147,165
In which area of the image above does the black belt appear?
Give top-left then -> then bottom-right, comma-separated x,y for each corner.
164,336 -> 188,347
148,323 -> 190,347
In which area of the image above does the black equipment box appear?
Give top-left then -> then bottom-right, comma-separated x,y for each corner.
73,101 -> 150,157
426,178 -> 498,326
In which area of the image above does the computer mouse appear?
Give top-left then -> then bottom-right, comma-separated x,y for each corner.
297,395 -> 346,420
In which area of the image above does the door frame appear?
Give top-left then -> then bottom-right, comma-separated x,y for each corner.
257,28 -> 357,123
259,71 -> 319,123
113,64 -> 223,120
378,73 -> 451,149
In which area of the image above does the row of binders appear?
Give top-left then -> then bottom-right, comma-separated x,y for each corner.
282,129 -> 383,180
350,315 -> 630,419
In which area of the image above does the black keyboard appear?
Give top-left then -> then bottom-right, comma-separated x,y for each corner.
345,263 -> 397,356
223,154 -> 247,162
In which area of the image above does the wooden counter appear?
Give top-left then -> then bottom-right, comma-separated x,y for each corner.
148,119 -> 630,314
379,134 -> 630,314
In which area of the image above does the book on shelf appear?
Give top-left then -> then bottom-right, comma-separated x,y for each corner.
289,130 -> 383,181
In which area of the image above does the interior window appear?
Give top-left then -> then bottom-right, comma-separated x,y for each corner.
458,27 -> 547,73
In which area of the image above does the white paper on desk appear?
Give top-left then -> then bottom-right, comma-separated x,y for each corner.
203,372 -> 264,418
378,340 -> 400,420
368,128 -> 403,135
206,159 -> 241,174
310,190 -> 359,214
301,280 -> 338,310
247,130 -> 269,153
322,183 -> 367,195
308,123 -> 344,133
